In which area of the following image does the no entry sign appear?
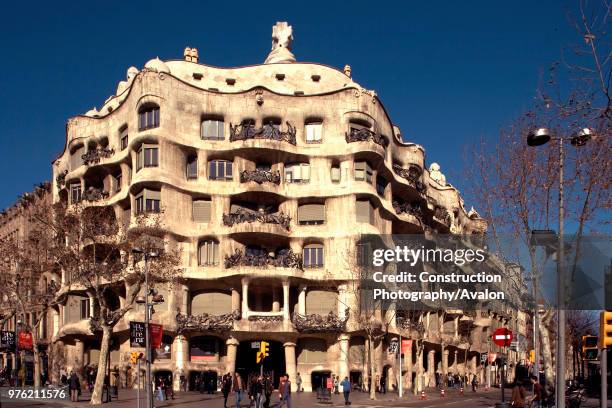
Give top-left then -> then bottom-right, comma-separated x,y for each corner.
492,327 -> 513,347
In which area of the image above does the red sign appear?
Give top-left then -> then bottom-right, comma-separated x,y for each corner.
149,324 -> 163,349
401,339 -> 413,353
326,378 -> 333,389
18,332 -> 33,350
492,328 -> 513,347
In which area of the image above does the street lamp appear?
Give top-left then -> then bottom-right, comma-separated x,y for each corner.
132,248 -> 159,408
526,127 -> 592,408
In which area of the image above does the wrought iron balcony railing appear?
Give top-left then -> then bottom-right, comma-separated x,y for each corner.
230,121 -> 297,145
82,147 -> 115,166
293,309 -> 349,332
392,199 -> 424,221
82,187 -> 109,202
224,248 -> 302,269
392,164 -> 426,194
240,169 -> 281,185
433,205 -> 452,227
345,127 -> 388,149
176,310 -> 240,333
222,208 -> 291,231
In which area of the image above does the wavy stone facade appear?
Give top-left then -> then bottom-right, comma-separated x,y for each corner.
50,23 -> 524,392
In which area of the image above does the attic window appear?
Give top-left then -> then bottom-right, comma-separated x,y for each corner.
226,78 -> 236,86
193,73 -> 203,80
311,75 -> 321,82
208,87 -> 219,92
294,91 -> 304,96
275,73 -> 285,81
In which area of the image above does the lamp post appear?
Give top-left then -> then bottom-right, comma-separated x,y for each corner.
526,127 -> 593,408
132,248 -> 159,408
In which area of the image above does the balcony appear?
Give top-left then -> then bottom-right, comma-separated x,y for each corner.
240,169 -> 281,185
224,248 -> 302,269
230,121 -> 297,145
82,147 -> 115,166
433,205 -> 452,227
222,208 -> 291,231
345,127 -> 388,149
293,309 -> 349,333
176,311 -> 240,333
392,198 -> 424,220
82,187 -> 109,202
392,164 -> 426,194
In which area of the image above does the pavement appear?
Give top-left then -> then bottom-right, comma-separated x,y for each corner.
0,387 -> 608,408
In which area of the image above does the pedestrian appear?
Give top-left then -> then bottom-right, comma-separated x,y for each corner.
296,372 -> 302,393
471,373 -> 478,392
333,374 -> 339,394
222,373 -> 231,408
165,375 -> 174,400
375,374 -> 380,393
263,374 -> 273,408
380,375 -> 386,394
69,371 -> 80,402
341,376 -> 351,405
180,370 -> 186,392
60,368 -> 68,386
530,376 -> 542,408
511,380 -> 526,408
233,372 -> 244,408
253,375 -> 263,408
156,376 -> 165,401
278,374 -> 291,408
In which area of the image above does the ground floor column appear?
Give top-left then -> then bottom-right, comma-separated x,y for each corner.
338,334 -> 349,382
415,348 -> 425,393
404,341 -> 413,391
173,334 -> 188,391
231,288 -> 240,314
442,348 -> 449,376
297,285 -> 306,315
284,342 -> 297,391
226,337 -> 239,374
427,349 -> 435,387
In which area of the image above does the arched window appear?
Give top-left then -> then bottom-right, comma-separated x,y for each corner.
303,243 -> 324,268
198,240 -> 219,266
138,105 -> 160,131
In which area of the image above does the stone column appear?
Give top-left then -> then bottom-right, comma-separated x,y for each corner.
272,288 -> 280,312
173,334 -> 188,391
52,308 -> 60,337
282,279 -> 290,321
338,284 -> 347,319
284,342 -> 297,391
442,348 -> 449,376
297,285 -> 306,315
338,334 -> 350,382
181,285 -> 189,314
404,340 -> 413,390
471,355 -> 478,376
231,288 -> 240,314
72,339 -> 85,378
427,349 -> 435,387
226,338 -> 239,374
241,278 -> 249,319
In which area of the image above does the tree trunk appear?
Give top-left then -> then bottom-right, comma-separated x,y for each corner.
369,337 -> 376,400
414,345 -> 423,395
90,325 -> 112,405
33,341 -> 41,388
539,312 -> 555,395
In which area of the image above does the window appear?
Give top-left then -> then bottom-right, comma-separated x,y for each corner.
298,204 -> 325,225
305,122 -> 322,143
199,240 -> 219,266
331,165 -> 341,183
138,106 -> 160,131
284,163 -> 310,183
303,244 -> 324,268
80,299 -> 90,320
354,161 -> 373,183
70,146 -> 85,170
186,155 -> 198,179
376,177 -> 388,196
208,160 -> 233,180
112,173 -> 122,193
356,199 -> 375,224
120,127 -> 129,150
70,183 -> 82,204
135,189 -> 161,214
349,120 -> 371,133
193,200 -> 211,223
137,144 -> 159,171
201,119 -> 225,140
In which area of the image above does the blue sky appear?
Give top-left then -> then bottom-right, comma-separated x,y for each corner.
0,0 -> 580,210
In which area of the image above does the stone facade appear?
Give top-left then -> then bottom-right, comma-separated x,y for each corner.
47,23 -> 526,392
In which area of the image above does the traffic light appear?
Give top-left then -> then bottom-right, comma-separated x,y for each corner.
130,351 -> 144,365
600,311 -> 612,348
256,341 -> 270,364
529,350 -> 535,364
582,335 -> 598,360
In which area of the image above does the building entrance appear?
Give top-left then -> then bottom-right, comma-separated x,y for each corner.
236,340 -> 285,389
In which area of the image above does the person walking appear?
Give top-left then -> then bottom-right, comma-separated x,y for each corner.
511,380 -> 527,408
222,373 -> 232,408
69,371 -> 80,402
341,376 -> 351,405
296,373 -> 302,393
263,374 -> 273,408
165,375 -> 174,400
278,374 -> 291,408
530,376 -> 542,408
471,373 -> 478,392
333,375 -> 339,394
380,374 -> 386,394
253,375 -> 263,408
233,372 -> 244,408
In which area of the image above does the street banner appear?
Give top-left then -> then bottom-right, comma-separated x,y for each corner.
130,321 -> 145,348
401,339 -> 412,353
388,341 -> 398,354
326,377 -> 333,389
149,323 -> 163,349
18,332 -> 33,350
0,331 -> 15,350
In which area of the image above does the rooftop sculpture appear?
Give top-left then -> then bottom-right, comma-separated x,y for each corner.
264,22 -> 296,64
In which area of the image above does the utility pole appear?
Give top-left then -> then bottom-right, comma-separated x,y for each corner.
601,347 -> 607,408
144,254 -> 152,408
398,334 -> 403,398
556,136 -> 566,408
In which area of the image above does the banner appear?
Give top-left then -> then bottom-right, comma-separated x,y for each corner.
18,332 -> 33,350
401,339 -> 412,354
130,321 -> 145,348
149,323 -> 163,349
0,331 -> 15,350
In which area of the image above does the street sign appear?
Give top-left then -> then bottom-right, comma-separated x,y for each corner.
251,342 -> 261,349
150,323 -> 163,349
509,340 -> 519,351
401,339 -> 412,353
492,328 -> 513,347
130,321 -> 145,347
18,332 -> 33,350
388,341 -> 398,354
481,352 -> 488,363
0,331 -> 15,351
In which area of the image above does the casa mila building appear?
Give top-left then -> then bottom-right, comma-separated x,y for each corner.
50,22 -> 527,392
